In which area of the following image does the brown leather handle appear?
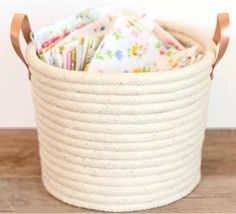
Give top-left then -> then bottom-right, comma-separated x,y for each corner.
10,14 -> 32,80
211,13 -> 230,79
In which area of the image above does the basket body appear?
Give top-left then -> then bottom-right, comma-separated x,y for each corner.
26,22 -> 216,212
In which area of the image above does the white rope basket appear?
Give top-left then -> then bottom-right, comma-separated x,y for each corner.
11,13 -> 230,212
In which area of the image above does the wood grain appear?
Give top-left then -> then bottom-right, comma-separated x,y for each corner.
0,129 -> 236,213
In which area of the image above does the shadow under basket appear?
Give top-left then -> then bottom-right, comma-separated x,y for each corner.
10,13 -> 229,212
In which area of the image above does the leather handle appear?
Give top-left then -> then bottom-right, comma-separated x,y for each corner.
211,13 -> 230,79
10,13 -> 32,80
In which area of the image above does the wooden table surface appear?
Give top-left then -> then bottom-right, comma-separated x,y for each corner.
0,129 -> 236,213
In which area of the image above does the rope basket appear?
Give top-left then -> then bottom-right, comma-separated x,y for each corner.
11,13 -> 230,212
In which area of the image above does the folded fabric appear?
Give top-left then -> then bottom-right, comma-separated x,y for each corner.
39,16 -> 112,70
87,15 -> 200,73
31,5 -> 113,55
138,14 -> 185,50
41,34 -> 105,71
32,6 -> 202,73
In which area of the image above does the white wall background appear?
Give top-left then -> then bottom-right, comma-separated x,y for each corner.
0,0 -> 236,128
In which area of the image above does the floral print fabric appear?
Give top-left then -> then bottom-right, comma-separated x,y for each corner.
87,15 -> 200,73
31,6 -> 201,73
31,5 -> 112,55
38,16 -> 112,70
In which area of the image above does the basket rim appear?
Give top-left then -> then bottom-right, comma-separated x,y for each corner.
26,21 -> 216,83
